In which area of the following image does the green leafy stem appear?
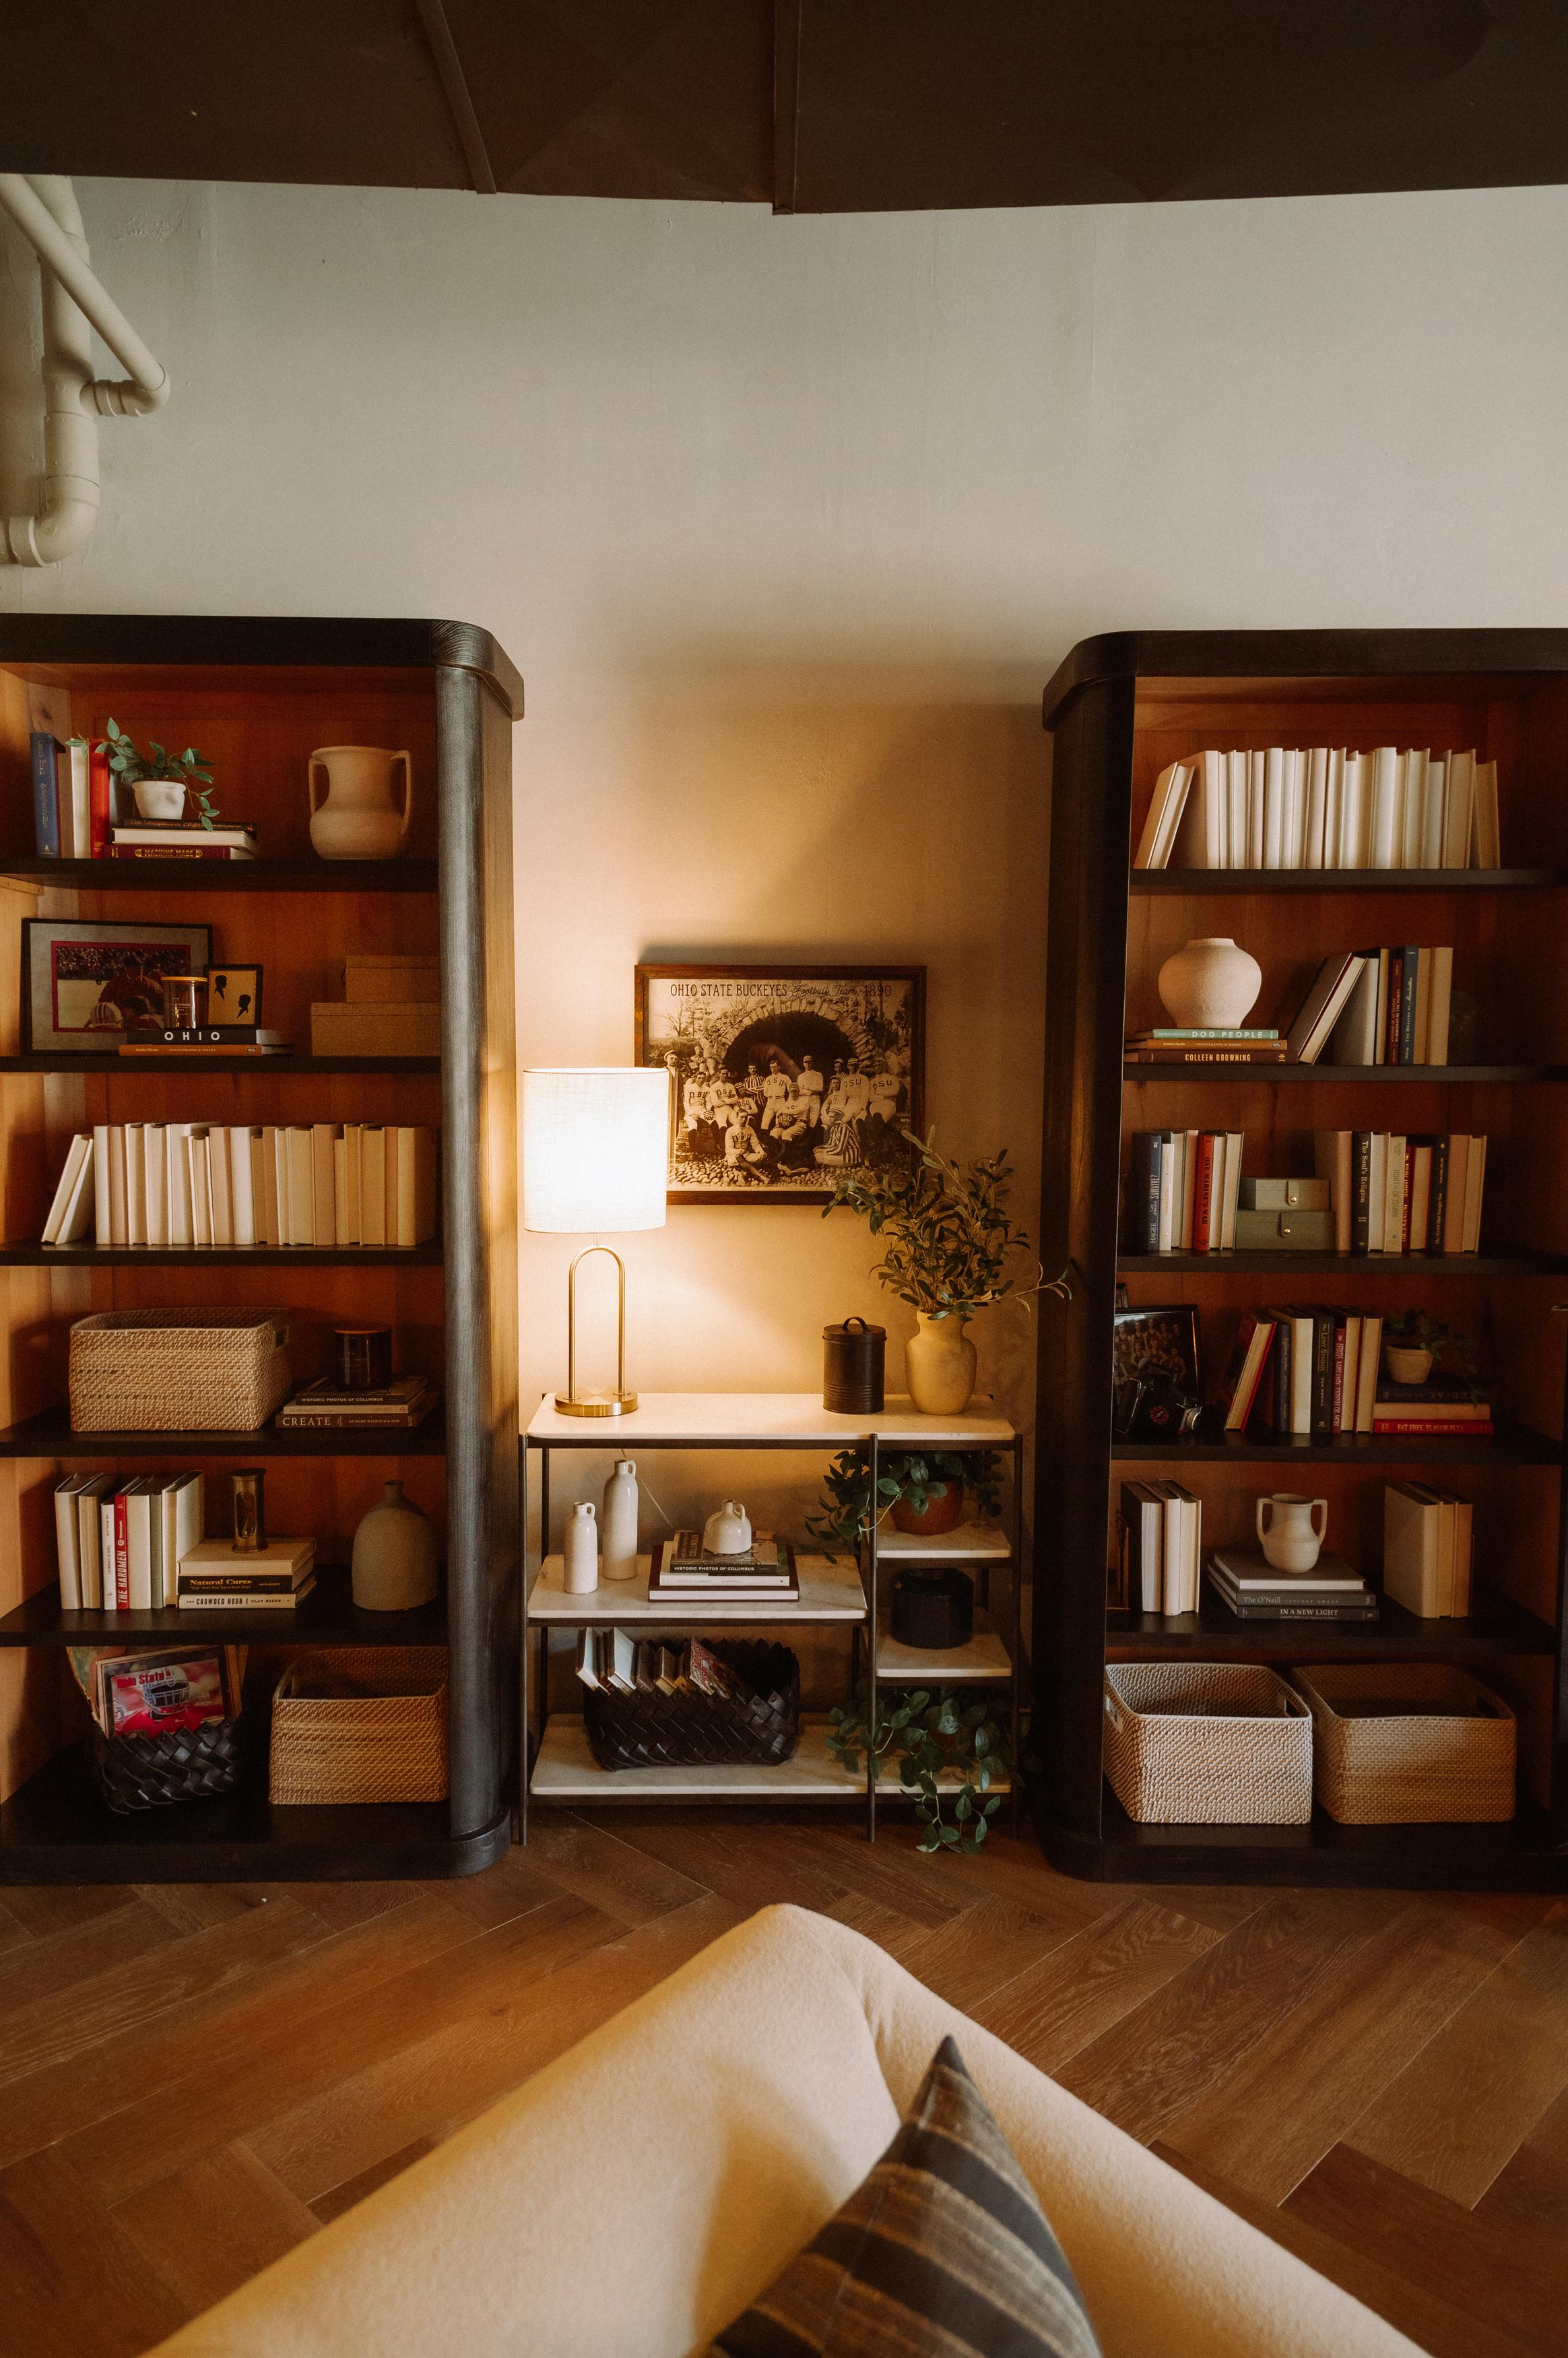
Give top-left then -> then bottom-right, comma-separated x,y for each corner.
828,1684 -> 1010,1854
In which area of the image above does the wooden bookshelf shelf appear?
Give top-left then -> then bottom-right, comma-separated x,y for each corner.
1037,627 -> 1568,1892
1130,868 -> 1565,894
0,858 -> 438,893
0,614 -> 521,1886
1106,1585 -> 1556,1659
0,1405 -> 448,1459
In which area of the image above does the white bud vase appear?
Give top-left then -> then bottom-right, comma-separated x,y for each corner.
563,1500 -> 599,1594
601,1459 -> 640,1582
905,1313 -> 977,1415
351,1479 -> 437,1612
1156,936 -> 1262,1029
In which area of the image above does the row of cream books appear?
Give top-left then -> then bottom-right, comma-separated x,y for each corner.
55,1473 -> 319,1610
1383,1484 -> 1476,1617
575,1629 -> 748,1697
42,1122 -> 438,1249
1312,1130 -> 1487,1256
1136,747 -> 1501,870
1116,1480 -> 1202,1614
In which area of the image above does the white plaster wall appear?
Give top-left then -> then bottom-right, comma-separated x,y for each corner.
3,175 -> 1567,1547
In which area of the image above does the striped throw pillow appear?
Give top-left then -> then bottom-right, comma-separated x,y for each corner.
703,2035 -> 1102,2357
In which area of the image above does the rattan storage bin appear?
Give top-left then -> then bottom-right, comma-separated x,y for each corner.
69,1310 -> 292,1432
269,1648 -> 449,1806
584,1640 -> 801,1773
1103,1661 -> 1313,1825
1293,1663 -> 1516,1824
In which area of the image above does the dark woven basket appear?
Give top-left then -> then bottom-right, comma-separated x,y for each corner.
88,1716 -> 243,1813
585,1640 -> 800,1773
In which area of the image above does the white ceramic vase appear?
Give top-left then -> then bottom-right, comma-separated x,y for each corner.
1255,1493 -> 1328,1574
134,779 -> 187,821
601,1458 -> 640,1581
1157,936 -> 1262,1029
702,1499 -> 752,1555
905,1313 -> 977,1415
308,745 -> 413,860
563,1499 -> 599,1593
351,1479 -> 438,1610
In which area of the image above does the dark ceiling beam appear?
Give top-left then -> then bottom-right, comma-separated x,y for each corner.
414,0 -> 498,194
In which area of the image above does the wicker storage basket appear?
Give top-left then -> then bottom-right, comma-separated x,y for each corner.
1104,1661 -> 1313,1825
69,1310 -> 292,1432
88,1716 -> 242,1813
1293,1663 -> 1516,1824
269,1648 -> 448,1805
585,1639 -> 800,1772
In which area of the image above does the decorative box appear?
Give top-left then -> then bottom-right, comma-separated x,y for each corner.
1103,1661 -> 1313,1825
1293,1662 -> 1515,1823
69,1309 -> 292,1432
269,1647 -> 449,1805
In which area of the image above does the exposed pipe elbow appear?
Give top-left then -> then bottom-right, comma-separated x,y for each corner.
5,492 -> 98,567
0,173 -> 170,415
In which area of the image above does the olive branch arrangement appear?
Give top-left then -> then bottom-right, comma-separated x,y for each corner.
821,1128 -> 1039,1319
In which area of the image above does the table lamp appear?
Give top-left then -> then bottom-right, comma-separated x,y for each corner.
521,1066 -> 669,1415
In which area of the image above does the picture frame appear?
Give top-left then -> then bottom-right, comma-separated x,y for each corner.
635,962 -> 926,1205
205,964 -> 263,1026
22,919 -> 214,1055
1111,1303 -> 1204,1440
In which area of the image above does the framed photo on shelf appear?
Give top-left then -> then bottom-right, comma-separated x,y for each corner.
1112,1301 -> 1202,1440
21,918 -> 214,1054
635,961 -> 925,1205
205,963 -> 263,1025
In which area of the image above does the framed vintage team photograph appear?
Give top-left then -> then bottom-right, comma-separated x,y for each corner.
21,918 -> 214,1054
635,962 -> 925,1205
205,964 -> 263,1026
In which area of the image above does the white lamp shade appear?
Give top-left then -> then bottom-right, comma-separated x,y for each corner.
521,1067 -> 670,1234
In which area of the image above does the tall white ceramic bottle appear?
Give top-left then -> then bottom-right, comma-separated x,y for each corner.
563,1500 -> 599,1594
601,1459 -> 640,1582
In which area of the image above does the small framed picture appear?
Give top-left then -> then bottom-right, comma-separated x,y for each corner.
205,964 -> 263,1026
1112,1304 -> 1203,1441
635,962 -> 926,1205
22,919 -> 214,1054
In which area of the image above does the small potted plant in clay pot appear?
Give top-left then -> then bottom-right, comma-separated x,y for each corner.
806,1450 -> 1003,1556
1381,1309 -> 1480,1393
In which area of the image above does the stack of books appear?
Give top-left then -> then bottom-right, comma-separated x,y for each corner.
1206,1544 -> 1377,1624
1136,746 -> 1501,872
1373,1380 -> 1491,1439
53,1472 -> 203,1610
29,731 -> 108,858
576,1629 -> 746,1694
1383,1484 -> 1476,1616
1311,1130 -> 1487,1256
275,1376 -> 438,1432
648,1531 -> 799,1603
110,816 -> 258,861
1125,1128 -> 1245,1252
121,1025 -> 288,1057
43,1122 -> 438,1250
312,955 -> 440,1059
1117,1481 -> 1201,1613
1125,1029 -> 1286,1066
175,1534 -> 316,1612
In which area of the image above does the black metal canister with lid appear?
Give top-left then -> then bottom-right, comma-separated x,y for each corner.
822,1316 -> 886,1413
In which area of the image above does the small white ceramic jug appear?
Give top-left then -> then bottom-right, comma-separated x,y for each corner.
703,1499 -> 752,1556
308,746 -> 413,860
1255,1493 -> 1328,1574
564,1500 -> 599,1593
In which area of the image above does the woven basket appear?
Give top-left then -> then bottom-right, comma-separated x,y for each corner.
1104,1661 -> 1313,1825
1293,1663 -> 1516,1824
269,1647 -> 448,1805
585,1639 -> 800,1772
88,1716 -> 242,1812
69,1310 -> 292,1432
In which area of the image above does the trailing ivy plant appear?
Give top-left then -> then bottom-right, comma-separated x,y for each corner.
96,720 -> 220,827
805,1447 -> 1003,1561
822,1128 -> 1038,1320
827,1684 -> 1009,1854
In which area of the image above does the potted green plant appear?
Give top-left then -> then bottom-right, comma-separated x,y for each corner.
1381,1309 -> 1481,1394
827,1684 -> 1009,1853
822,1128 -> 1037,1413
97,720 -> 219,826
806,1448 -> 1003,1559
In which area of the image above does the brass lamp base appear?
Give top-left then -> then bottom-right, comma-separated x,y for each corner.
553,1391 -> 638,1418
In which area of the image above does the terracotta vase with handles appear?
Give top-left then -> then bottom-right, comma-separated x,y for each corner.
308,745 -> 413,860
905,1313 -> 977,1415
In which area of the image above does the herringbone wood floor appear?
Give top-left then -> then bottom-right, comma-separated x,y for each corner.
1,1812 -> 1566,2355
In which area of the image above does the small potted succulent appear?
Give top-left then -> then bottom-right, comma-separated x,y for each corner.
1381,1309 -> 1481,1393
97,720 -> 219,825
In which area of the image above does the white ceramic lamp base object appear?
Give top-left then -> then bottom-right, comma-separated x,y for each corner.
351,1479 -> 438,1610
1156,937 -> 1262,1029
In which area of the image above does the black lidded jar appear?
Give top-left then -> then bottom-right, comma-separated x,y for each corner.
822,1317 -> 886,1413
890,1566 -> 975,1650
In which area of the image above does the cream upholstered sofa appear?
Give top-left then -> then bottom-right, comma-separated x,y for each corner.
150,1903 -> 1423,2358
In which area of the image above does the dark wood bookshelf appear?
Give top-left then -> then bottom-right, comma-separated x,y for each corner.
1130,867 -> 1565,894
1107,1585 -> 1556,1659
0,1405 -> 448,1459
0,614 -> 520,1886
1036,627 -> 1568,1892
0,858 -> 438,893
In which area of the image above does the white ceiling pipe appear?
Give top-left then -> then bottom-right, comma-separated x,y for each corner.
0,174 -> 170,567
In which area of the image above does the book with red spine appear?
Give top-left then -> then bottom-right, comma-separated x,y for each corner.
1221,1312 -> 1277,1432
114,1488 -> 130,1610
1370,1418 -> 1495,1436
1192,1132 -> 1217,1250
88,743 -> 112,858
